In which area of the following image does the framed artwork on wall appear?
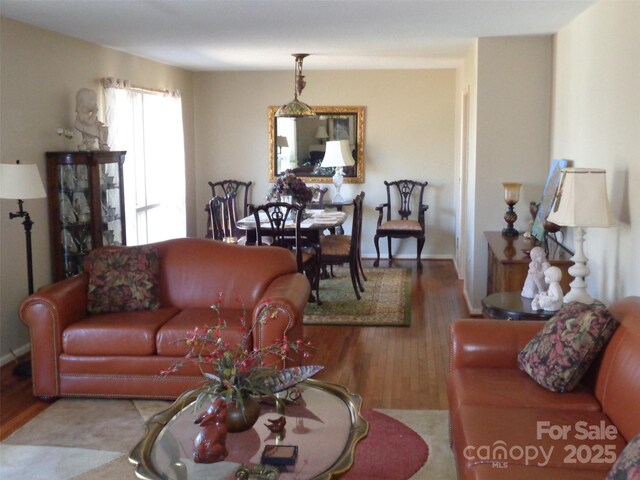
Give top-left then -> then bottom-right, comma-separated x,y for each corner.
531,159 -> 570,242
329,117 -> 353,143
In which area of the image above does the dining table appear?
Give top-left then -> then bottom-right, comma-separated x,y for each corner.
236,209 -> 348,245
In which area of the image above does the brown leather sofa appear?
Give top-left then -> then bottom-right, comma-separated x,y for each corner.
20,238 -> 311,400
448,296 -> 640,479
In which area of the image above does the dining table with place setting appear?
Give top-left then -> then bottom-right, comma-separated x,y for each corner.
236,209 -> 347,244
237,206 -> 348,306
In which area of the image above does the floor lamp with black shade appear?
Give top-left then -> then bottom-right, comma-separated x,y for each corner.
0,160 -> 47,376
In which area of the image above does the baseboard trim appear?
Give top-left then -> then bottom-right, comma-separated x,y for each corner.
462,290 -> 482,316
1,343 -> 30,367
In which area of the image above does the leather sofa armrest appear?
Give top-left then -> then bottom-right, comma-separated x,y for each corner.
252,272 -> 311,368
19,273 -> 89,397
449,319 -> 544,371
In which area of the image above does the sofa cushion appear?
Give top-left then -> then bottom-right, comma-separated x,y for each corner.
454,406 -> 625,472
156,308 -> 247,356
63,307 -> 180,355
606,433 -> 640,480
448,369 -> 601,412
518,302 -> 618,392
85,245 -> 161,314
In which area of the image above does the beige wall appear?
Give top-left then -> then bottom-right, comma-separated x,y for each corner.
455,40 -> 479,304
551,0 -> 640,303
466,36 -> 554,309
193,69 -> 458,260
0,17 -> 195,363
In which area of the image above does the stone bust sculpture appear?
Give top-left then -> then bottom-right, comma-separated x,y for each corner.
75,88 -> 109,151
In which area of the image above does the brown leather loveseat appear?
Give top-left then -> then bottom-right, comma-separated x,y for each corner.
448,296 -> 640,479
20,238 -> 310,400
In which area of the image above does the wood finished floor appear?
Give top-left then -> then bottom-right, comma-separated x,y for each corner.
0,259 -> 468,441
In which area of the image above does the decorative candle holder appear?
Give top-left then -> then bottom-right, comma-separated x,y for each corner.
502,182 -> 522,237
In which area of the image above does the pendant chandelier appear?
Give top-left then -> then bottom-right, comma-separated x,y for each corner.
275,53 -> 315,118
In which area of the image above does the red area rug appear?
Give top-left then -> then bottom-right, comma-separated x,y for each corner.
345,410 -> 429,479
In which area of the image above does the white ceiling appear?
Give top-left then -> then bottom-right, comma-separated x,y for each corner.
1,0 -> 597,71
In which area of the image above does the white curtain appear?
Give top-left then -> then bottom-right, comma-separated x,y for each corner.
103,78 -> 186,245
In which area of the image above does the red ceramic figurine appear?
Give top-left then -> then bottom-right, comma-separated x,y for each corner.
193,398 -> 229,463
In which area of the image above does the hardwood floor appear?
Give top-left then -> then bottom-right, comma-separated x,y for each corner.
0,259 -> 468,441
0,358 -> 52,441
309,259 -> 468,410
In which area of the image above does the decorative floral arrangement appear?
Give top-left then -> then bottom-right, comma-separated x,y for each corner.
268,170 -> 318,205
162,298 -> 322,412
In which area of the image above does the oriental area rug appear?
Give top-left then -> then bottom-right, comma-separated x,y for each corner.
0,398 -> 455,480
304,266 -> 411,326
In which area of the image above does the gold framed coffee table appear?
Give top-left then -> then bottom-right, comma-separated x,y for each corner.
129,379 -> 368,479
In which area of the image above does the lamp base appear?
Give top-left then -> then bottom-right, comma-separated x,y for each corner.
332,167 -> 345,204
501,226 -> 519,237
563,289 -> 595,305
502,203 -> 519,237
563,226 -> 594,304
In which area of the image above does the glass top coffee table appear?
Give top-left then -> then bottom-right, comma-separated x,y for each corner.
129,379 -> 368,480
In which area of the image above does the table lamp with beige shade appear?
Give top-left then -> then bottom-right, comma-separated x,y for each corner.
546,168 -> 615,304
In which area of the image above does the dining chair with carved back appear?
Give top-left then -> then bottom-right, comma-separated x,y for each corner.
320,191 -> 366,299
205,179 -> 252,239
308,186 -> 328,210
251,201 -> 322,305
308,186 -> 332,235
208,191 -> 246,245
374,179 -> 429,269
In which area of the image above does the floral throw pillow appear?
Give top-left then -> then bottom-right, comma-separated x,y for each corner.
606,433 -> 640,480
518,301 -> 618,392
85,245 -> 161,314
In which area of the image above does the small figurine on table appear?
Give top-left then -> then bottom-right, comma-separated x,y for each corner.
531,266 -> 564,312
521,246 -> 551,298
193,398 -> 228,463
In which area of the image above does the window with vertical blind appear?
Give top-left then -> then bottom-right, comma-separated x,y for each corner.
103,78 -> 186,245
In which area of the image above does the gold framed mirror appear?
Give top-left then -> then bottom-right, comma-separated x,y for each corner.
268,106 -> 365,183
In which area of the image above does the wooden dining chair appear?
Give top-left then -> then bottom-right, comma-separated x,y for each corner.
208,192 -> 246,244
320,192 -> 366,299
374,179 -> 429,269
251,201 -> 322,304
205,179 -> 252,239
308,186 -> 328,210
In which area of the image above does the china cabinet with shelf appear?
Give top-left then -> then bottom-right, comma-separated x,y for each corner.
46,151 -> 126,281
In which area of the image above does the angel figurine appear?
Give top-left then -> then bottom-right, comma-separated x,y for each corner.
532,266 -> 564,311
521,246 -> 550,298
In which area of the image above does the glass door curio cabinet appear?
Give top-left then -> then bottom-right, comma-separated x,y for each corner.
46,151 -> 126,281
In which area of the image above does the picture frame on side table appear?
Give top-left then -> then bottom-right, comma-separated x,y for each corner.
531,159 -> 570,242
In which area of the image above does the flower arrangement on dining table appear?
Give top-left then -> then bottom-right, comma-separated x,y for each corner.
268,170 -> 318,205
161,297 -> 322,415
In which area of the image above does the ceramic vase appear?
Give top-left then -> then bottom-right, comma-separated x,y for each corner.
225,395 -> 261,433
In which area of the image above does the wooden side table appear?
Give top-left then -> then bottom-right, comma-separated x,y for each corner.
482,291 -> 554,320
485,231 -> 572,296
